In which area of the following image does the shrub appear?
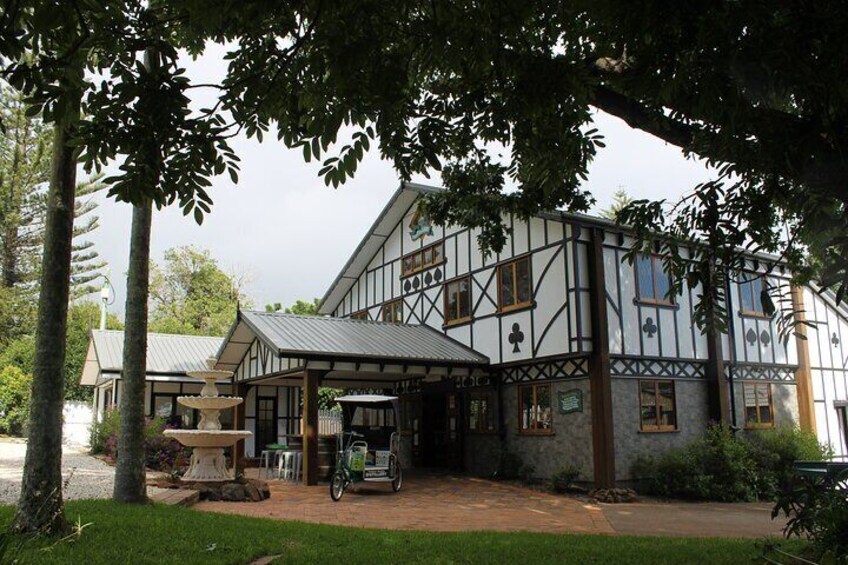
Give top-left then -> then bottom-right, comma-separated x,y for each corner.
89,408 -> 120,455
89,409 -> 189,472
551,465 -> 581,493
744,426 -> 831,499
632,424 -> 831,503
0,366 -> 32,436
773,468 -> 848,562
495,450 -> 523,480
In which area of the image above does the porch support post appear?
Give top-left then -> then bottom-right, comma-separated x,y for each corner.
791,285 -> 816,432
302,369 -> 326,486
587,227 -> 615,488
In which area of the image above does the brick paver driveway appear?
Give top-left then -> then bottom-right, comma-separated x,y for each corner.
196,471 -> 614,534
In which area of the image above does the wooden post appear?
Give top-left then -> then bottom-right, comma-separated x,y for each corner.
302,370 -> 325,485
704,267 -> 731,424
587,227 -> 616,488
791,285 -> 817,432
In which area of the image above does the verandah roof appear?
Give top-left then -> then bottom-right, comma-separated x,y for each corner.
215,310 -> 489,374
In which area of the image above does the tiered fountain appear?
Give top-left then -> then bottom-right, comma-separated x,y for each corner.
164,358 -> 251,482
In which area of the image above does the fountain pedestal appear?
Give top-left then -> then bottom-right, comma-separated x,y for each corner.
163,360 -> 251,482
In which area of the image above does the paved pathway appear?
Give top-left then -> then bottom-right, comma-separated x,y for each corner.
197,471 -> 613,534
195,470 -> 788,537
0,439 -> 166,504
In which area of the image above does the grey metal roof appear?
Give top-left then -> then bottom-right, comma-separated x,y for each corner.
90,330 -> 224,374
233,311 -> 489,366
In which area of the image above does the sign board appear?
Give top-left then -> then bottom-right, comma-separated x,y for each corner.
558,389 -> 583,414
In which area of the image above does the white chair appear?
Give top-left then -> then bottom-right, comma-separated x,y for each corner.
258,449 -> 275,479
278,450 -> 302,482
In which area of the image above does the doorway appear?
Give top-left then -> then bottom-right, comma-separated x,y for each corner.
421,386 -> 463,469
255,396 -> 278,451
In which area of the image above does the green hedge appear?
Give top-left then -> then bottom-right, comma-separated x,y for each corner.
632,424 -> 830,502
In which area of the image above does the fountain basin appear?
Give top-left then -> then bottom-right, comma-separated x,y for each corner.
164,429 -> 251,448
176,396 -> 244,411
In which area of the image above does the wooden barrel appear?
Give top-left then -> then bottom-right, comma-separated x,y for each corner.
285,435 -> 337,481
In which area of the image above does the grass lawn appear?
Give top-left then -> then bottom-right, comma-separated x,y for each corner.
0,501 -> 803,564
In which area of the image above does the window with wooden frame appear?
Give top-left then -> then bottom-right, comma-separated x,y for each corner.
639,380 -> 677,431
739,273 -> 770,317
381,299 -> 403,323
743,382 -> 773,428
444,276 -> 472,325
467,390 -> 496,433
519,383 -> 553,434
350,310 -> 368,320
401,241 -> 444,277
636,254 -> 673,305
498,256 -> 532,313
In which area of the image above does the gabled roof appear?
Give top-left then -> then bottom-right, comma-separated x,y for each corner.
216,310 -> 489,371
317,182 -> 441,315
81,330 -> 224,385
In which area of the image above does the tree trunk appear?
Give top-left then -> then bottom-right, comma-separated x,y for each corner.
113,199 -> 153,503
10,119 -> 78,536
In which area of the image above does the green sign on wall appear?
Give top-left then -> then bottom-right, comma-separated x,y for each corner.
558,389 -> 583,414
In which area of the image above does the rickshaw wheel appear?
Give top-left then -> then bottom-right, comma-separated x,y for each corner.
330,472 -> 346,501
391,462 -> 402,492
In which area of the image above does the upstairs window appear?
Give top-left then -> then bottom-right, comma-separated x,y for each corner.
498,257 -> 532,312
350,310 -> 368,320
639,380 -> 677,431
402,241 -> 444,277
743,382 -> 773,428
636,254 -> 672,305
444,277 -> 471,325
739,273 -> 769,317
382,299 -> 403,323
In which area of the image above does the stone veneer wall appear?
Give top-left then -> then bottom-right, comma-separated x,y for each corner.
731,380 -> 799,431
611,377 -> 709,482
463,433 -> 501,477
501,378 -> 594,481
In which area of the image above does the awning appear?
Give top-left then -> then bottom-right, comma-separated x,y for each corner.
216,310 -> 489,386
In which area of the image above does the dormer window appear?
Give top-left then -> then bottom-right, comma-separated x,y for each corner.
402,241 -> 444,277
636,254 -> 673,305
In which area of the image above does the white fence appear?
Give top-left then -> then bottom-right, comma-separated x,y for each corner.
295,410 -> 343,436
62,401 -> 93,447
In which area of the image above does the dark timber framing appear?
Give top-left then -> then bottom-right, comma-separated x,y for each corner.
587,227 -> 615,488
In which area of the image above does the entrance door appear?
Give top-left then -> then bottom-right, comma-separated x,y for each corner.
255,396 -> 278,451
421,390 -> 463,470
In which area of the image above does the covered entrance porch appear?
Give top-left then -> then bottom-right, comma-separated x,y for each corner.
215,310 -> 490,485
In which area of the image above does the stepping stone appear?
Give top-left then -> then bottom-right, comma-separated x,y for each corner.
151,489 -> 199,507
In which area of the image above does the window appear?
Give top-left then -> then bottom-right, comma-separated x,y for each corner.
636,254 -> 672,305
350,310 -> 368,320
153,394 -> 196,428
444,276 -> 472,325
498,257 -> 532,312
639,380 -> 677,431
743,383 -> 773,428
739,273 -> 769,316
351,406 -> 396,428
402,241 -> 444,276
519,384 -> 552,433
467,390 -> 496,433
382,299 -> 403,323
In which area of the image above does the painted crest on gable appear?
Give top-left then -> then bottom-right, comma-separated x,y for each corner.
408,205 -> 434,241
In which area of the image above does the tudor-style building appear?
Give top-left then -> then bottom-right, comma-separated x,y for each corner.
82,181 -> 848,487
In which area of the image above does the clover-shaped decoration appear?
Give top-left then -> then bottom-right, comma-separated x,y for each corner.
642,317 -> 657,338
508,323 -> 525,353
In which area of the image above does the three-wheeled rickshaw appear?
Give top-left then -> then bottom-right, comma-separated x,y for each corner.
330,394 -> 402,501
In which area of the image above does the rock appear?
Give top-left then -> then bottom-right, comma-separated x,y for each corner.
244,482 -> 262,502
250,479 -> 271,500
221,482 -> 246,501
206,489 -> 222,502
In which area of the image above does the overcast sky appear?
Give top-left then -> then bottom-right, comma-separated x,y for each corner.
86,46 -> 716,320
